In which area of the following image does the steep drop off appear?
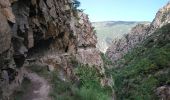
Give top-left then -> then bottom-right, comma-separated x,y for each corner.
111,22 -> 170,100
93,21 -> 148,53
103,1 -> 170,100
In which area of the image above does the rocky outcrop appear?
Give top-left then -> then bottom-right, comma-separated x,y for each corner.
75,12 -> 103,68
76,48 -> 104,73
151,2 -> 170,29
0,0 -> 103,99
106,24 -> 150,62
106,2 -> 170,63
156,85 -> 170,100
93,21 -> 146,53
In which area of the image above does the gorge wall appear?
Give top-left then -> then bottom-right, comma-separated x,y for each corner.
0,0 -> 103,99
106,2 -> 170,63
105,2 -> 170,99
92,21 -> 148,53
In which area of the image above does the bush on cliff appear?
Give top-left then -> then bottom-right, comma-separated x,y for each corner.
73,0 -> 80,8
28,63 -> 112,100
111,23 -> 170,100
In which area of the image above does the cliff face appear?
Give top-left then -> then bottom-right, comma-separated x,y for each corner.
105,2 -> 170,99
151,2 -> 170,29
106,24 -> 150,62
92,21 -> 147,53
106,2 -> 170,63
112,22 -> 170,100
0,0 -> 103,99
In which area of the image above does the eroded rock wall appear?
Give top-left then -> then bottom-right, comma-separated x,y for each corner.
0,0 -> 103,99
106,24 -> 150,63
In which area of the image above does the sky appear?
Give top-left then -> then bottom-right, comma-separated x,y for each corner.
78,0 -> 170,22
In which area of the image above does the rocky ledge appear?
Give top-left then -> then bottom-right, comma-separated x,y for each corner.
0,0 -> 103,99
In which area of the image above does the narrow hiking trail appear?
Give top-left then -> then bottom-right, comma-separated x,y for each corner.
21,70 -> 51,100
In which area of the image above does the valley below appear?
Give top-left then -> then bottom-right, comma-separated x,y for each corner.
0,0 -> 170,100
92,21 -> 149,52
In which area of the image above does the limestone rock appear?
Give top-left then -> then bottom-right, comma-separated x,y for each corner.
106,2 -> 170,64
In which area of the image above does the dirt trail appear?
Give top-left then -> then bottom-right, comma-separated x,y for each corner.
22,71 -> 51,100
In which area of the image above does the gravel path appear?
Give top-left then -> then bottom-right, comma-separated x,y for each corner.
22,71 -> 51,100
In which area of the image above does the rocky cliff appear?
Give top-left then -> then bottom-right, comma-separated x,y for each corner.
105,2 -> 170,99
106,2 -> 170,63
92,21 -> 148,53
0,0 -> 103,99
111,21 -> 170,100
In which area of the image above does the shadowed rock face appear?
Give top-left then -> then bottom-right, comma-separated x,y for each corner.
0,0 -> 103,99
106,2 -> 170,64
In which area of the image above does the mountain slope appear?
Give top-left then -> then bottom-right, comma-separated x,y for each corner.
111,23 -> 170,100
106,2 -> 170,63
103,2 -> 170,100
92,21 -> 149,52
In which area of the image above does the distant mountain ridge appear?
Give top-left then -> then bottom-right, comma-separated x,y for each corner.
106,2 -> 170,63
105,2 -> 170,99
92,21 -> 149,52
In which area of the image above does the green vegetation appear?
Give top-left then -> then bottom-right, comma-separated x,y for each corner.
19,23 -> 170,100
73,0 -> 81,9
12,78 -> 31,100
74,65 -> 112,100
28,64 -> 49,77
14,23 -> 170,100
108,23 -> 170,100
101,53 -> 113,66
50,64 -> 112,100
100,53 -> 113,77
28,63 -> 112,100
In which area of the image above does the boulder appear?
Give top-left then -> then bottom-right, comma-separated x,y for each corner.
47,65 -> 54,72
156,86 -> 170,100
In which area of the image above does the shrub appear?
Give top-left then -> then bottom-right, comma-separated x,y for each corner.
112,24 -> 170,100
73,0 -> 81,9
12,78 -> 31,100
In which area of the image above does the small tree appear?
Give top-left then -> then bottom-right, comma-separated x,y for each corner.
73,0 -> 80,8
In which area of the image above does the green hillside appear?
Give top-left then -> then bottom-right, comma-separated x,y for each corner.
92,21 -> 149,52
105,23 -> 170,100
